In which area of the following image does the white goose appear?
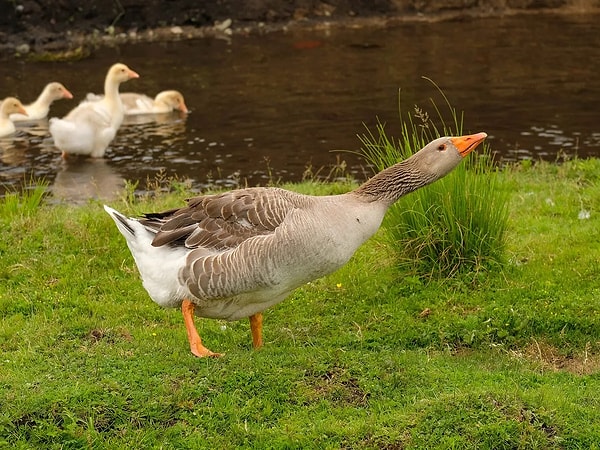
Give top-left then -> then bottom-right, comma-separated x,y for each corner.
0,97 -> 27,137
10,82 -> 73,121
49,63 -> 139,158
87,90 -> 188,115
105,132 -> 487,357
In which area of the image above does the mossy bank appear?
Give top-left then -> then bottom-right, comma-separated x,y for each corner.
2,0 -> 599,56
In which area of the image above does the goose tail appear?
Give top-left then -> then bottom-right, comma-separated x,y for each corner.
104,205 -> 136,236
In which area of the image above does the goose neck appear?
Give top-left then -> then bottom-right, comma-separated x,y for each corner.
104,78 -> 120,102
353,159 -> 436,205
36,86 -> 52,106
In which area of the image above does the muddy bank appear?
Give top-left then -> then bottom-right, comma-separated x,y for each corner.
0,0 -> 598,57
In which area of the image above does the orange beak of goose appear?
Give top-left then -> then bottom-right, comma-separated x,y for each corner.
127,69 -> 140,79
450,132 -> 488,157
63,89 -> 74,100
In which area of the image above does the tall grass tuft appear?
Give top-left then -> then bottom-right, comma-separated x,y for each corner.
0,181 -> 48,221
358,84 -> 509,278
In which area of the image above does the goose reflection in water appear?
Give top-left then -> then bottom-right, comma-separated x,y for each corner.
52,158 -> 125,203
121,110 -> 188,138
0,123 -> 53,188
1,134 -> 31,167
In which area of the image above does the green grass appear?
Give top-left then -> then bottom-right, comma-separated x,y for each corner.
1,160 -> 600,448
0,182 -> 48,220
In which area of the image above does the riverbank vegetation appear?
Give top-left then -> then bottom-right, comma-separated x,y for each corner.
358,92 -> 509,278
1,152 -> 600,448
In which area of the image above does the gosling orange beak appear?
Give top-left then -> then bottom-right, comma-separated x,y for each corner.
450,132 -> 488,157
18,106 -> 28,116
180,101 -> 189,114
63,89 -> 74,99
127,69 -> 140,79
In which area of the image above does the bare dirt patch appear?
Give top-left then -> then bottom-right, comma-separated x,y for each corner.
516,340 -> 600,375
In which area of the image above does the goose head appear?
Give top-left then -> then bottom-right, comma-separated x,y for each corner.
107,63 -> 140,85
354,132 -> 487,204
1,97 -> 27,118
45,82 -> 74,101
156,90 -> 188,113
409,132 -> 487,179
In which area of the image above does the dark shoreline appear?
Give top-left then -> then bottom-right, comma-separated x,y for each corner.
1,0 -> 597,59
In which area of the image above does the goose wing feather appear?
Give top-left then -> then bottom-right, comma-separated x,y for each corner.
64,101 -> 112,126
120,93 -> 154,114
140,187 -> 299,251
49,101 -> 114,155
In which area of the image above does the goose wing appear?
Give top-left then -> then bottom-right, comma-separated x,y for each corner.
140,187 -> 300,250
64,101 -> 111,127
120,93 -> 154,114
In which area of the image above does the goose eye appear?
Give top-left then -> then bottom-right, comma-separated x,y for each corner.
437,144 -> 446,151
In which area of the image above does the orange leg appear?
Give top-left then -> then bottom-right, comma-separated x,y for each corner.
181,299 -> 222,358
249,312 -> 263,349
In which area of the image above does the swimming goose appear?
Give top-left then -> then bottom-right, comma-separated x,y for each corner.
10,82 -> 73,121
87,90 -> 188,115
49,63 -> 139,158
105,132 -> 487,357
0,97 -> 27,137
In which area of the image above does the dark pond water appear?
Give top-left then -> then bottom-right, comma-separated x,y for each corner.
1,12 -> 599,201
